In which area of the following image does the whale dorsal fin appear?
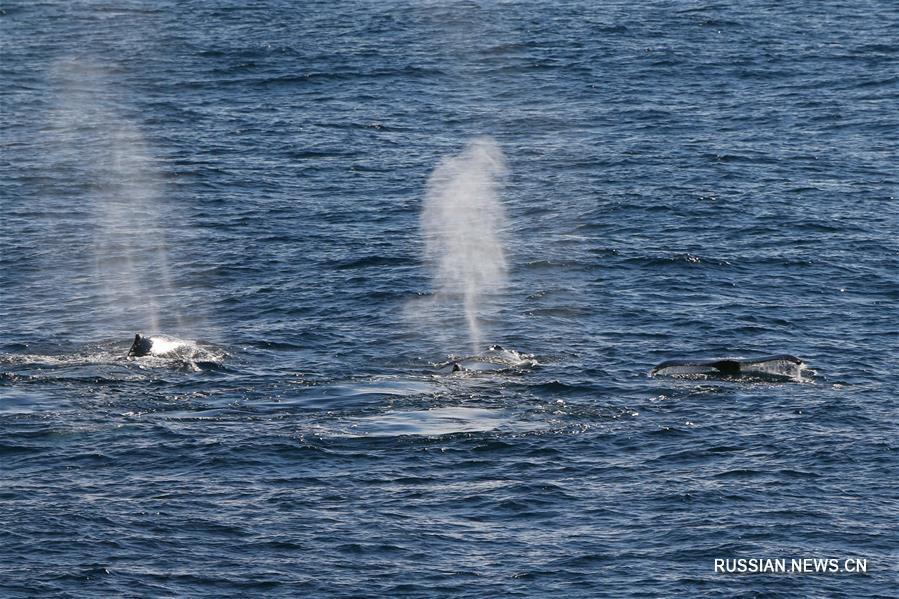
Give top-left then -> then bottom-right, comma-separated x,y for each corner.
128,333 -> 153,357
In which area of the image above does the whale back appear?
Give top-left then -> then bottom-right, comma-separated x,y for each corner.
651,354 -> 805,380
128,333 -> 153,357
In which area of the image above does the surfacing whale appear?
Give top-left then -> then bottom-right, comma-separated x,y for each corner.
650,354 -> 806,381
446,345 -> 538,374
125,333 -> 226,372
128,333 -> 153,357
127,333 -> 188,358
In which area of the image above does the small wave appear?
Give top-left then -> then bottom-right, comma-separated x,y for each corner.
622,253 -> 732,268
590,24 -> 629,34
249,340 -> 306,351
332,255 -> 411,270
523,259 -> 590,270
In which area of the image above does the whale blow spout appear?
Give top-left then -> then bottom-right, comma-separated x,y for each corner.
420,137 -> 508,354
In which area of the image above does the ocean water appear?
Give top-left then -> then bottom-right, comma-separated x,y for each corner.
1,1 -> 897,596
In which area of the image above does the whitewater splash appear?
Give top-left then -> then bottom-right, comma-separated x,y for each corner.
418,137 -> 509,354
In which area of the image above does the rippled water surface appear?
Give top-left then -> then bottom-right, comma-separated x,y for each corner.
2,1 -> 897,596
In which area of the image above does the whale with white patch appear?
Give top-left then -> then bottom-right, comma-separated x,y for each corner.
127,333 -> 188,357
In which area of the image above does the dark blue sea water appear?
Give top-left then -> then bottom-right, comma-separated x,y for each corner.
1,1 -> 897,596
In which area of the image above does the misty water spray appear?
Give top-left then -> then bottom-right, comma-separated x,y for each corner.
420,137 -> 508,354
